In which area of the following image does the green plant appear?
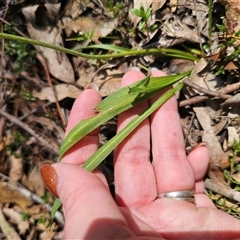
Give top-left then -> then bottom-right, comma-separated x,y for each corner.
21,211 -> 31,221
4,26 -> 36,72
105,0 -> 126,17
49,71 -> 189,227
0,33 -> 199,61
131,6 -> 157,39
0,32 -> 197,227
224,140 -> 240,185
7,130 -> 27,151
37,216 -> 47,225
21,90 -> 37,101
212,15 -> 240,75
67,29 -> 95,43
206,140 -> 240,218
41,193 -> 51,204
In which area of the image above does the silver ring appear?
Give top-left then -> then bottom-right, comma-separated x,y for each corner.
158,190 -> 195,203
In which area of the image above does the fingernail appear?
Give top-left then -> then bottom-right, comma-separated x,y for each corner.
191,142 -> 208,152
150,67 -> 159,71
40,164 -> 59,197
84,83 -> 99,92
126,66 -> 141,72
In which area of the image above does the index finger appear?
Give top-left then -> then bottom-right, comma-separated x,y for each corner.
62,87 -> 102,164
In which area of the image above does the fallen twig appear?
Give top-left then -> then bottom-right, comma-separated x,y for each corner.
0,203 -> 21,240
180,80 -> 240,107
0,108 -> 59,155
0,173 -> 64,225
183,79 -> 231,99
37,53 -> 67,127
205,178 -> 240,202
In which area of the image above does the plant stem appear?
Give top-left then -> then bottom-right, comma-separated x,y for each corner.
208,0 -> 213,44
0,33 -> 199,61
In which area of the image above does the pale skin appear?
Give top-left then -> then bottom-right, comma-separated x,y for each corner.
53,69 -> 240,239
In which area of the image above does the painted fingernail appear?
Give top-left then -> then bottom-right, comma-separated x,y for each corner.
84,83 -> 99,92
127,66 -> 141,72
40,164 -> 59,197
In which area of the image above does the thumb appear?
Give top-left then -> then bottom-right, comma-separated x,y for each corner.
40,163 -> 130,238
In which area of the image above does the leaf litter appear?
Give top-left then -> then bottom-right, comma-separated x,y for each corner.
1,0 -> 240,238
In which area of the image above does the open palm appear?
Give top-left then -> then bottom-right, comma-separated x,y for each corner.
55,69 -> 240,239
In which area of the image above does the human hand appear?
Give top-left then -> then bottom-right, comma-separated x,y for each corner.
41,68 -> 240,239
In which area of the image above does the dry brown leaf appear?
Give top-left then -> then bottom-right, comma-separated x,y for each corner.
0,133 -> 14,172
223,126 -> 240,151
63,17 -> 117,43
32,84 -> 81,102
223,61 -> 240,70
0,182 -> 32,209
60,0 -> 89,19
152,0 -> 166,12
222,93 -> 240,109
94,69 -> 123,96
0,205 -> 21,240
27,165 -> 45,197
188,58 -> 224,95
22,5 -> 75,83
160,15 -> 199,46
40,226 -> 57,240
28,116 -> 65,145
3,207 -> 30,235
9,154 -> 23,181
168,59 -> 195,74
168,0 -> 178,12
97,78 -> 121,97
21,173 -> 35,193
232,171 -> 240,182
193,106 -> 225,182
218,0 -> 240,35
76,67 -> 123,96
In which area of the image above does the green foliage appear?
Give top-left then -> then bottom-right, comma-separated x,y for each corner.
223,139 -> 240,185
4,26 -> 36,72
105,0 -> 125,17
131,6 -> 158,38
67,29 -> 95,42
7,130 -> 27,151
37,216 -> 47,225
214,17 -> 240,75
41,193 -> 51,204
207,190 -> 240,218
21,90 -> 37,101
216,23 -> 227,33
232,139 -> 240,156
4,39 -> 36,72
208,139 -> 240,218
21,211 -> 31,221
0,32 -> 200,61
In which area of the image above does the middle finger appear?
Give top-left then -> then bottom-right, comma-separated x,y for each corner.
114,69 -> 157,207
150,71 -> 195,194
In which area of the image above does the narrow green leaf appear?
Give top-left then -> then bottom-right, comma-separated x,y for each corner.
145,7 -> 152,20
131,8 -> 141,17
139,6 -> 145,15
138,21 -> 145,30
59,71 -> 190,159
49,198 -> 62,228
83,83 -> 184,171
